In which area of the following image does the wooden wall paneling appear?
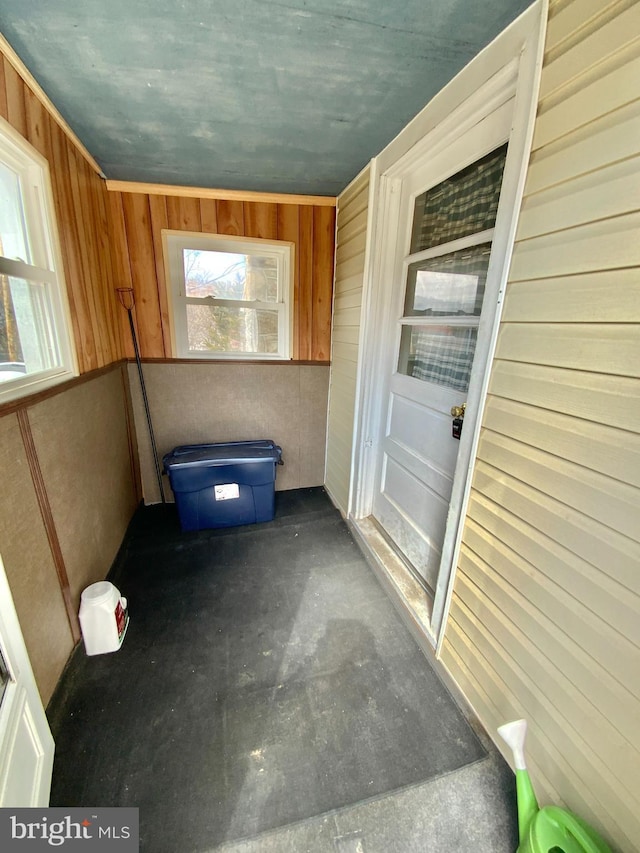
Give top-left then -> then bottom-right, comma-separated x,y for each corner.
148,195 -> 173,356
1,50 -> 337,372
120,193 -> 165,358
244,201 -> 278,239
87,163 -> 122,364
65,144 -> 104,369
2,53 -> 125,371
199,198 -> 218,233
24,86 -> 51,158
166,195 -> 201,232
277,204 -> 301,360
0,55 -> 9,119
48,122 -> 93,373
106,192 -> 135,359
78,152 -> 115,366
215,199 -> 245,236
312,205 -> 336,361
101,183 -> 125,362
298,206 -> 314,361
3,57 -> 27,137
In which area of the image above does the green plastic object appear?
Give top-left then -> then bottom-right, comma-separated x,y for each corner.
497,720 -> 613,853
515,767 -> 539,844
518,805 -> 613,853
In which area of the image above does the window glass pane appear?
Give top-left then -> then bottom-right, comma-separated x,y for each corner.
186,304 -> 279,354
404,243 -> 490,318
0,276 -> 58,382
410,144 -> 507,253
0,162 -> 31,264
397,326 -> 477,392
183,249 -> 278,302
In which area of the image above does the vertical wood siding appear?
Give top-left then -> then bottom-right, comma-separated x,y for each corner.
111,191 -> 336,362
325,168 -> 370,513
0,51 -> 124,373
0,45 -> 335,369
440,1 -> 640,849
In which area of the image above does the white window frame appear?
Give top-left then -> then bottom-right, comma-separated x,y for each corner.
0,116 -> 77,404
162,230 -> 294,361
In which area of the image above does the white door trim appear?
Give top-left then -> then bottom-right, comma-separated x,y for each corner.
349,0 -> 548,650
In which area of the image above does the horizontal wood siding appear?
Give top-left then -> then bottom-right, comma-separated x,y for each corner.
112,191 -> 336,362
325,168 -> 370,514
440,1 -> 640,849
0,50 -> 123,373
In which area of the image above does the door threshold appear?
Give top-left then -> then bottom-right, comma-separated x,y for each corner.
348,515 -> 437,652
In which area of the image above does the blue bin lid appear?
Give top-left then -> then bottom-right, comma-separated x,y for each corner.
163,441 -> 282,471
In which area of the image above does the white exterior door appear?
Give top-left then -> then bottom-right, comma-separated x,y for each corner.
371,99 -> 513,592
0,554 -> 54,806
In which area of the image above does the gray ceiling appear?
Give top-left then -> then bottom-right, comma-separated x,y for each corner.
0,0 -> 531,196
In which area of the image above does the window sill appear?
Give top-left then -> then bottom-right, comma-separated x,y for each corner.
0,367 -> 80,407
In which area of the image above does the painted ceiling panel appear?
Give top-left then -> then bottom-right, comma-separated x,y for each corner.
0,0 -> 532,195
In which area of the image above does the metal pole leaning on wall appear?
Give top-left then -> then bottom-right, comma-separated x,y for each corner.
117,288 -> 166,504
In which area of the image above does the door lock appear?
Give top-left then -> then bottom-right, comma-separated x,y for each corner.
451,402 -> 466,440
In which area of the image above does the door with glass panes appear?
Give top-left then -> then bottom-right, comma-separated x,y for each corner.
371,100 -> 512,592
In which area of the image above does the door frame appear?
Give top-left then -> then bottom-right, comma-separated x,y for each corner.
0,554 -> 54,806
350,0 -> 547,649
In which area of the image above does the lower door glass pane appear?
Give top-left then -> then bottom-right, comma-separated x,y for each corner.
397,325 -> 478,392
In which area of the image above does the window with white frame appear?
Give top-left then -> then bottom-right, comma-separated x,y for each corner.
163,231 -> 293,360
0,118 -> 76,402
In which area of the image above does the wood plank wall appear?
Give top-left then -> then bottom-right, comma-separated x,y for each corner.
0,44 -> 336,371
110,191 -> 336,362
0,51 -> 125,373
440,1 -> 640,849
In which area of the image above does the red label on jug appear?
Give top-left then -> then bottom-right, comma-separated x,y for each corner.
115,601 -> 126,639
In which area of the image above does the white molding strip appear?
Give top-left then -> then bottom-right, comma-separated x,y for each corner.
105,179 -> 336,207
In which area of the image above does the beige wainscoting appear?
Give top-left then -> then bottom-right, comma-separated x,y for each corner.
28,368 -> 138,613
0,365 -> 137,705
0,413 -> 73,705
128,362 -> 330,504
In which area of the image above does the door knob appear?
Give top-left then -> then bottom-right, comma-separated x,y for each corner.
451,402 -> 466,440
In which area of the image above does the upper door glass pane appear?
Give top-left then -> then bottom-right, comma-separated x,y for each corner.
0,162 -> 31,264
403,243 -> 491,318
183,249 -> 278,302
409,143 -> 508,253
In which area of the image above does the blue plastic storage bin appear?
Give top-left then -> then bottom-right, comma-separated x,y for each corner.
163,440 -> 283,531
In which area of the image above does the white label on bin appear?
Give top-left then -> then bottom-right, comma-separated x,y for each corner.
215,483 -> 240,501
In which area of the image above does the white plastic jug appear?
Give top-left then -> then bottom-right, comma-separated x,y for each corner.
79,581 -> 128,656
